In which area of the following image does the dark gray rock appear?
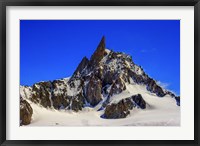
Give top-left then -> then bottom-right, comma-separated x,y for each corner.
84,75 -> 102,106
51,80 -> 70,109
20,97 -> 33,125
103,94 -> 146,119
109,77 -> 126,96
31,81 -> 52,108
90,36 -> 106,66
128,69 -> 146,84
69,56 -> 89,82
146,78 -> 165,97
30,79 -> 86,112
131,94 -> 146,109
71,92 -> 85,112
175,96 -> 180,106
104,99 -> 130,119
165,91 -> 176,97
102,69 -> 115,86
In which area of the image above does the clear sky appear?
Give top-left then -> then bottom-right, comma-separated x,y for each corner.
20,20 -> 180,95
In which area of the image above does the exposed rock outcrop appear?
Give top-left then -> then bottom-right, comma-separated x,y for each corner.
102,70 -> 115,86
146,78 -> 165,97
103,94 -> 146,119
175,96 -> 180,106
131,94 -> 146,109
69,56 -> 89,82
109,77 -> 126,96
71,91 -> 85,111
90,36 -> 106,66
104,100 -> 131,119
31,81 -> 52,108
20,97 -> 33,125
51,80 -> 69,109
128,69 -> 146,84
84,75 -> 102,106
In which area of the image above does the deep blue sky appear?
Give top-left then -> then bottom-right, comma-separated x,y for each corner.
20,20 -> 180,95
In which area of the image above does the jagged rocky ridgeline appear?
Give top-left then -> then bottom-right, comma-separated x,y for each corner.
20,36 -> 180,125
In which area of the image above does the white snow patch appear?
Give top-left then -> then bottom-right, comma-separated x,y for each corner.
20,86 -> 32,99
105,48 -> 111,54
67,79 -> 81,96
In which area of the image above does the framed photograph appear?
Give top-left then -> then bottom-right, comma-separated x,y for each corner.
0,0 -> 199,145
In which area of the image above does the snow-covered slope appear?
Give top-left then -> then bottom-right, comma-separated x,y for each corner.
21,80 -> 180,126
25,84 -> 180,126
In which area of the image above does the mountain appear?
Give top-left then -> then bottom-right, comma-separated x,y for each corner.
20,36 -> 180,126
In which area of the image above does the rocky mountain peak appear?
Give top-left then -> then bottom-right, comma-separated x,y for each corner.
20,36 -> 180,125
90,36 -> 106,66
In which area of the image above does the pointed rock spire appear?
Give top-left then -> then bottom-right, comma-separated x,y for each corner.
73,56 -> 89,75
90,36 -> 106,65
69,56 -> 89,82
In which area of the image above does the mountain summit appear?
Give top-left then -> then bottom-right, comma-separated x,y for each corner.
20,36 -> 180,125
90,36 -> 106,65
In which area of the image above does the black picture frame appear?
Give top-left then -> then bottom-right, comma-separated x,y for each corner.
0,0 -> 199,145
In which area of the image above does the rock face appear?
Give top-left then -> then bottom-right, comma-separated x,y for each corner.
104,94 -> 146,119
20,36 -> 180,119
84,75 -> 102,106
31,81 -> 52,108
20,97 -> 33,125
175,96 -> 180,106
131,94 -> 146,109
146,78 -> 165,97
51,80 -> 69,109
90,36 -> 106,66
109,77 -> 126,96
69,57 -> 89,81
104,100 -> 131,119
71,92 -> 85,112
